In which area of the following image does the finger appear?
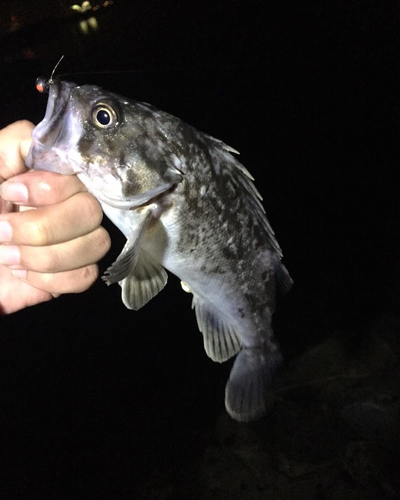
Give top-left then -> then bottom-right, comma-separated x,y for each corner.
0,227 -> 111,273
0,171 -> 87,206
0,266 -> 53,315
0,192 -> 103,245
11,264 -> 99,294
0,121 -> 34,182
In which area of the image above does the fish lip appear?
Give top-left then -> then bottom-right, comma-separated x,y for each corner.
32,80 -> 76,146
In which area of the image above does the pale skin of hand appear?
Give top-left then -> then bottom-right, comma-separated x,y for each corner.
0,120 -> 111,315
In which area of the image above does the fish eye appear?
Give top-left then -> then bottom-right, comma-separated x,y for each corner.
91,103 -> 118,128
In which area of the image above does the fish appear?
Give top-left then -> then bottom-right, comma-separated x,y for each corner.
26,77 -> 292,421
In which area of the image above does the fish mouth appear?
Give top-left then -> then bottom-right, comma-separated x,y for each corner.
26,80 -> 82,174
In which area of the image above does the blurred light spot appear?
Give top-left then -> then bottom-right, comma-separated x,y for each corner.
71,1 -> 92,13
79,20 -> 89,34
87,17 -> 98,30
79,17 -> 98,34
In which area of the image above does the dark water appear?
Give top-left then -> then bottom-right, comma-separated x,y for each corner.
0,1 -> 398,498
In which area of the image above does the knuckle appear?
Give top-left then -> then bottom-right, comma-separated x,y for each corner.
76,264 -> 99,292
36,271 -> 53,287
27,219 -> 50,245
23,247 -> 59,272
13,119 -> 34,132
94,227 -> 112,255
79,193 -> 103,226
43,249 -> 61,272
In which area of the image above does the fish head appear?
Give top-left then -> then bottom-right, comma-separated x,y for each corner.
26,79 -> 182,209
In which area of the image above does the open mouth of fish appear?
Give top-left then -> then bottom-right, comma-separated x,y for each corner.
26,79 -> 180,210
26,80 -> 81,175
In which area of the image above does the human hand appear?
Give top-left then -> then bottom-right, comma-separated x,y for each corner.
0,120 -> 111,315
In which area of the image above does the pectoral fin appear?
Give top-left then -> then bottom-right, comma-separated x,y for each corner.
120,249 -> 168,310
192,295 -> 241,362
102,209 -> 153,285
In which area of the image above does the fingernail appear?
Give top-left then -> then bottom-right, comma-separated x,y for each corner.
0,245 -> 20,265
11,269 -> 27,279
0,182 -> 29,203
0,221 -> 12,242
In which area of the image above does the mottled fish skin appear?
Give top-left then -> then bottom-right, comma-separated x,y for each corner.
26,79 -> 292,422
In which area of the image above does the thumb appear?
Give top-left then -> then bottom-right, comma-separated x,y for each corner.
0,120 -> 34,183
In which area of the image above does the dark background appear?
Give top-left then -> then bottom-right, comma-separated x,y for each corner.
0,1 -> 398,498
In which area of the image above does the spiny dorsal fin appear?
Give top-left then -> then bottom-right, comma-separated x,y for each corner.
208,139 -> 285,257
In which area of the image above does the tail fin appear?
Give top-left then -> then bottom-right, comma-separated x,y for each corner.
224,344 -> 282,422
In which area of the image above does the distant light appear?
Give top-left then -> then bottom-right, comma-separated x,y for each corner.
87,17 -> 98,29
10,14 -> 21,32
71,1 -> 92,13
82,1 -> 91,12
78,16 -> 98,35
79,20 -> 89,34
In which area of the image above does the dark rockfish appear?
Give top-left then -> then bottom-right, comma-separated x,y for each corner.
26,78 -> 292,421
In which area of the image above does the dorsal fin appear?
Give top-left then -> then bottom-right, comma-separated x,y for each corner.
207,138 -> 285,257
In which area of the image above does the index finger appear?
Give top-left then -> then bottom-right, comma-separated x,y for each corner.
0,121 -> 34,182
0,171 -> 87,206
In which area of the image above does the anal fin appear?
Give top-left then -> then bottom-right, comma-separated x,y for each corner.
192,295 -> 241,362
121,249 -> 168,310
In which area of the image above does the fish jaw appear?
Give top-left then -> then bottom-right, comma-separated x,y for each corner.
78,172 -> 178,210
26,80 -> 84,175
